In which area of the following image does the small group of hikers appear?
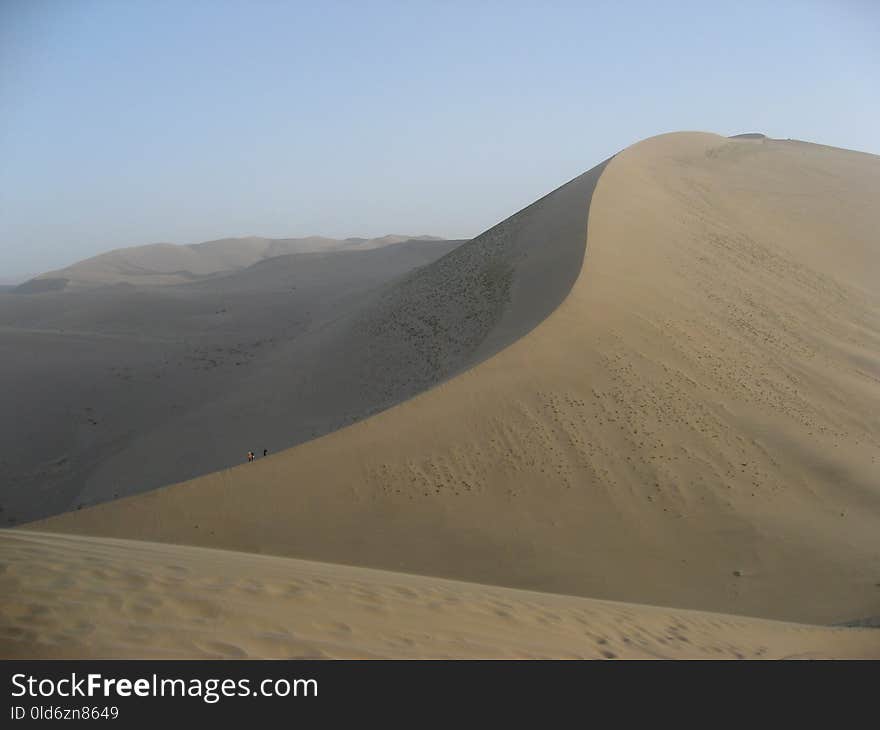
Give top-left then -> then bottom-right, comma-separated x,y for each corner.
247,448 -> 268,463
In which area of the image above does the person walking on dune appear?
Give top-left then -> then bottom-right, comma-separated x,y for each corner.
263,449 -> 268,457
247,451 -> 254,463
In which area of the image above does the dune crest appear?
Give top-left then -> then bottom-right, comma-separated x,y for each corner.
28,132 -> 880,627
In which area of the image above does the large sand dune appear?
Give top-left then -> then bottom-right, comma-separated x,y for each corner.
2,161 -> 605,524
3,530 -> 877,659
0,239 -> 462,523
28,132 -> 880,632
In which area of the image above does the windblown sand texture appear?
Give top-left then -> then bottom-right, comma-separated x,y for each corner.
7,132 -> 880,657
3,530 -> 879,659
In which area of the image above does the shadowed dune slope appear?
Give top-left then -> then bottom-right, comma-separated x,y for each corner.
3,162 -> 605,523
31,132 -> 880,624
3,531 -> 878,659
0,239 -> 464,523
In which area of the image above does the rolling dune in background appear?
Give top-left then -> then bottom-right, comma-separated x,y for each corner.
17,234 -> 445,290
9,131 -> 880,657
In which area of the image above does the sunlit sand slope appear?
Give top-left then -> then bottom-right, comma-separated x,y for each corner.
33,133 -> 880,624
2,531 -> 877,659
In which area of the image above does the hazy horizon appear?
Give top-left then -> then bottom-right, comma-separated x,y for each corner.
2,232 -> 450,283
2,0 -> 878,279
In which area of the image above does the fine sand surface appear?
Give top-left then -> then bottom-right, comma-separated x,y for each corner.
31,132 -> 880,628
3,530 -> 878,659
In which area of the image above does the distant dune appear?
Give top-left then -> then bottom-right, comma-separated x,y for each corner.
4,530 -> 878,659
18,234 -> 445,290
0,274 -> 35,287
27,132 -> 880,637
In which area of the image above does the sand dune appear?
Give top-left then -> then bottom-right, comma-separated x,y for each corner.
0,239 -> 461,523
3,530 -> 877,659
17,234 -> 444,290
29,132 -> 880,628
2,160 -> 604,525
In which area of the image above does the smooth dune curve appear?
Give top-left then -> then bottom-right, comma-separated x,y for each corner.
3,531 -> 878,659
3,162 -> 606,525
28,132 -> 880,625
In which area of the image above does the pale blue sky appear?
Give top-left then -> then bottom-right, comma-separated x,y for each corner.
1,0 -> 878,279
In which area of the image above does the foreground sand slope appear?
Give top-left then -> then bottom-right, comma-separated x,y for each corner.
33,132 -> 880,624
3,531 -> 877,659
